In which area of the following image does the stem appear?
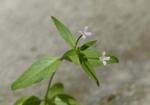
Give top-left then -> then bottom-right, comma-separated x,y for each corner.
75,35 -> 83,48
44,72 -> 56,105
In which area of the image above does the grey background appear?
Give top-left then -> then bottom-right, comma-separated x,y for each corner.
0,0 -> 150,105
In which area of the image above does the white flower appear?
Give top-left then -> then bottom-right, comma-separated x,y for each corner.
99,51 -> 110,66
79,26 -> 92,39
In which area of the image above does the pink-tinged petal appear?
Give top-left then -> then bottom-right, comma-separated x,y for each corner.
79,26 -> 92,39
85,32 -> 92,36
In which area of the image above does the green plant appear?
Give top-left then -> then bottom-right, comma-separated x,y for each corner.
11,16 -> 119,105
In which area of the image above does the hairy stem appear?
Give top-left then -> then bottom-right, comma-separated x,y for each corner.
44,72 -> 56,105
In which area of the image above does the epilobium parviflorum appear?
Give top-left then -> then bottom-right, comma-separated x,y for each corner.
11,16 -> 119,105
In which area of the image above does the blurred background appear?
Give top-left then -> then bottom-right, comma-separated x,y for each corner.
0,0 -> 150,105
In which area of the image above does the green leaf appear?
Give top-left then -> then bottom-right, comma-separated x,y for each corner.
107,56 -> 119,64
79,53 -> 100,86
11,57 -> 61,90
52,94 -> 80,105
39,101 -> 44,105
82,48 -> 102,66
15,96 -> 41,105
48,83 -> 64,99
80,40 -> 97,50
63,49 -> 80,65
51,16 -> 76,48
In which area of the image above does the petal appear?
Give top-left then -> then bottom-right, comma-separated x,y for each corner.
104,57 -> 110,61
103,61 -> 107,66
85,32 -> 92,36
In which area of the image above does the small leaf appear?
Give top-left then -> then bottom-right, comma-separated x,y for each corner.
107,56 -> 119,64
48,83 -> 64,99
63,49 -> 80,65
11,57 -> 61,90
15,96 -> 41,105
52,94 -> 80,105
79,53 -> 100,86
80,40 -> 97,50
51,16 -> 76,48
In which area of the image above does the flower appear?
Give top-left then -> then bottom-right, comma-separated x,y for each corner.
99,51 -> 110,66
79,26 -> 92,39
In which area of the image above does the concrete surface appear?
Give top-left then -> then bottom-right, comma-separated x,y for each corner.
0,0 -> 150,105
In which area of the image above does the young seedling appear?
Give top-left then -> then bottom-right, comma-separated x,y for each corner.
11,16 -> 119,105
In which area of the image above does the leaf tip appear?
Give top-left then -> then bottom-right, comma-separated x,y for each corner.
51,16 -> 55,19
96,79 -> 100,87
11,83 -> 16,91
51,16 -> 57,22
116,57 -> 119,63
112,56 -> 119,63
11,80 -> 20,91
